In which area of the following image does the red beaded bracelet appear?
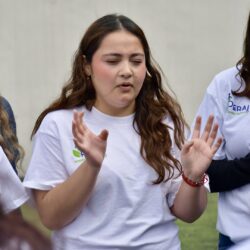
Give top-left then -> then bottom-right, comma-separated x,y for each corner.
182,173 -> 208,187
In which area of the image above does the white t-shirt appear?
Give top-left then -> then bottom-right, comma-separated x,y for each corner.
24,107 -> 182,250
0,146 -> 29,213
229,239 -> 250,250
193,66 -> 250,244
0,239 -> 32,250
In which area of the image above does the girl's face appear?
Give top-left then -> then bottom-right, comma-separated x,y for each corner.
85,30 -> 147,116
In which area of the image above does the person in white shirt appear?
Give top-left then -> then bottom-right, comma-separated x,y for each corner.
0,96 -> 28,215
24,14 -> 221,250
0,146 -> 28,214
192,12 -> 250,250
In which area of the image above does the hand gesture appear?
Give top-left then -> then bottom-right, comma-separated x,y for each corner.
181,115 -> 222,180
72,110 -> 109,169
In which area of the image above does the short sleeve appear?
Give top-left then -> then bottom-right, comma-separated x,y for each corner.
166,141 -> 182,207
0,147 -> 28,213
166,175 -> 182,207
23,131 -> 69,191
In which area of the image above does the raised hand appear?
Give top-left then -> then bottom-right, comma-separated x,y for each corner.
181,115 -> 222,181
72,110 -> 109,169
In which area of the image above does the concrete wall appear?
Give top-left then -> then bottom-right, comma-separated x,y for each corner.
1,0 -> 249,169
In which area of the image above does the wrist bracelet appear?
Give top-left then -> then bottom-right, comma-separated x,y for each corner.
182,173 -> 208,187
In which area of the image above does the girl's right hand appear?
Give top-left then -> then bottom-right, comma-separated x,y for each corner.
72,110 -> 109,169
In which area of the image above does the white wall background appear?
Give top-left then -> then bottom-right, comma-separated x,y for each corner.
1,0 -> 250,169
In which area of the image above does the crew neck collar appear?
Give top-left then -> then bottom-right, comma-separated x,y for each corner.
86,106 -> 135,125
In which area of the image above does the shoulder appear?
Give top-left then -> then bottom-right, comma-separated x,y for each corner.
37,106 -> 85,135
0,146 -> 6,162
38,109 -> 72,134
0,146 -> 15,174
207,66 -> 239,95
213,66 -> 239,84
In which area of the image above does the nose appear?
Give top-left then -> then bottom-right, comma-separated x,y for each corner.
120,61 -> 132,78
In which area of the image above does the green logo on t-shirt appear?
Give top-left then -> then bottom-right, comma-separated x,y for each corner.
72,148 -> 86,163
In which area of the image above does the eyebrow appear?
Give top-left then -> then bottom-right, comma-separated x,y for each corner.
102,53 -> 145,58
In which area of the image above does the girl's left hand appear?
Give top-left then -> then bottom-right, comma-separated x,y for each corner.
72,110 -> 108,169
181,115 -> 222,181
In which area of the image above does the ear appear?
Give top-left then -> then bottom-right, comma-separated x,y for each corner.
83,56 -> 92,77
84,64 -> 92,77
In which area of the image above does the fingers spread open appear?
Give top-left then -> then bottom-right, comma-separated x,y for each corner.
201,115 -> 214,141
72,110 -> 87,147
73,123 -> 83,144
99,129 -> 109,141
78,112 -> 87,131
192,116 -> 202,139
207,123 -> 218,147
211,137 -> 223,155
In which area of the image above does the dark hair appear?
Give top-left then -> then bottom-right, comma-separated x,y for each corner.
32,14 -> 186,184
0,204 -> 52,250
235,12 -> 250,97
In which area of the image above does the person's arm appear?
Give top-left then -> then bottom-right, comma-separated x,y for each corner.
171,115 -> 222,222
171,180 -> 207,223
207,153 -> 250,192
33,111 -> 109,230
34,161 -> 101,230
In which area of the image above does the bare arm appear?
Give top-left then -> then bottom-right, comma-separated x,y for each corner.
171,183 -> 207,223
34,162 -> 100,230
34,111 -> 108,230
172,115 -> 222,222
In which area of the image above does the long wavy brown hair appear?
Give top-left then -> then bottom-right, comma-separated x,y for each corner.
0,97 -> 24,171
0,204 -> 52,250
235,12 -> 250,97
32,14 -> 186,184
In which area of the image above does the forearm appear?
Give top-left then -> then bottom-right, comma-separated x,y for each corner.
207,153 -> 250,192
34,161 -> 100,230
171,181 -> 207,223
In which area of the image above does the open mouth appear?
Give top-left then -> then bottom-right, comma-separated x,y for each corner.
119,83 -> 133,87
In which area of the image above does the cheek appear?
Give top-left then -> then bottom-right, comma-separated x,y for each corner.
136,67 -> 147,85
92,64 -> 114,81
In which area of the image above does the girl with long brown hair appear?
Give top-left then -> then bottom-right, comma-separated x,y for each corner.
24,14 -> 221,249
